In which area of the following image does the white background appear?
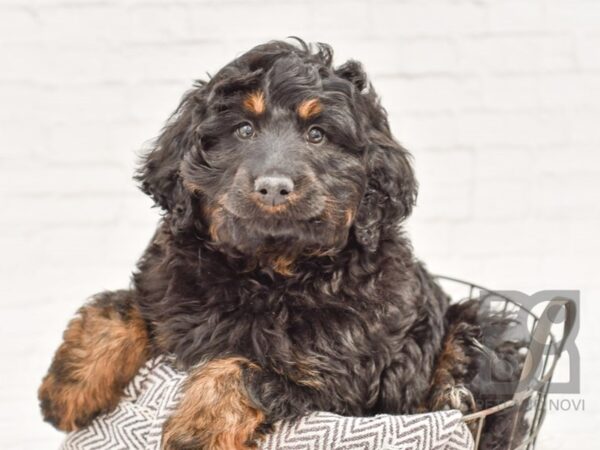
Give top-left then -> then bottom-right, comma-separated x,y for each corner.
1,0 -> 599,449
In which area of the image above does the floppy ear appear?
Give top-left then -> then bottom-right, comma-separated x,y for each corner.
336,62 -> 417,251
354,132 -> 417,251
354,131 -> 417,252
136,86 -> 207,232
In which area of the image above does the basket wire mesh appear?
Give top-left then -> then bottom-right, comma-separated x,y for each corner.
434,276 -> 576,450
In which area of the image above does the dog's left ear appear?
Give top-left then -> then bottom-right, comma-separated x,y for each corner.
354,131 -> 417,251
355,129 -> 417,252
336,62 -> 418,252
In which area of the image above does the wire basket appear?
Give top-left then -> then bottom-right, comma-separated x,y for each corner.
434,276 -> 576,450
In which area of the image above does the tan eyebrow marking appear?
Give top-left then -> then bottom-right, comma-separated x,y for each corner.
243,90 -> 266,115
297,98 -> 322,119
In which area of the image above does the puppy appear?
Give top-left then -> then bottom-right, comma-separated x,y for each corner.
39,39 -> 516,450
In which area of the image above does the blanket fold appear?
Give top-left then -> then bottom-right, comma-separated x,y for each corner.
61,357 -> 474,450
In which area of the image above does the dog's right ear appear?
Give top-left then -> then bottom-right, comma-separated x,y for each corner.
136,86 -> 207,212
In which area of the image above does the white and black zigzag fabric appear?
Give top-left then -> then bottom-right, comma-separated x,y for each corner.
61,357 -> 474,450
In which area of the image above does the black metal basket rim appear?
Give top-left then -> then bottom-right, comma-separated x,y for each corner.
434,274 -> 560,353
434,275 -> 541,321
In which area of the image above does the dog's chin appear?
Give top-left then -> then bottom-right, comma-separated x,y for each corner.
221,192 -> 328,222
210,206 -> 350,259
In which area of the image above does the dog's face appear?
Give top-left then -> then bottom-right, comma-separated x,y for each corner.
183,56 -> 369,261
138,40 -> 417,272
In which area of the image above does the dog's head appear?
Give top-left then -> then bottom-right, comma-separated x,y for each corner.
137,40 -> 417,272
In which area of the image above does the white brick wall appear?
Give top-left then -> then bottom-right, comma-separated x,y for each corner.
1,1 -> 598,448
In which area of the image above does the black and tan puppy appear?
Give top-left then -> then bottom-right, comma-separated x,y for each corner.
39,40 -> 517,450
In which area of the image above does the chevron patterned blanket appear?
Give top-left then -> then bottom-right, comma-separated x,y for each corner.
61,357 -> 474,450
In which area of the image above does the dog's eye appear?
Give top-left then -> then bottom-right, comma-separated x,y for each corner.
236,122 -> 255,139
306,126 -> 325,144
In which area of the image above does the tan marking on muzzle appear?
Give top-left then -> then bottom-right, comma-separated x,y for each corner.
206,202 -> 226,242
250,191 -> 300,214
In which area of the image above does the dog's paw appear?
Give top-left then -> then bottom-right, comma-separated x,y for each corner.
161,357 -> 266,450
161,411 -> 264,450
430,384 -> 477,415
38,373 -> 104,432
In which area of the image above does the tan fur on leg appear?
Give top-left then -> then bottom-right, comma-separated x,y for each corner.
38,291 -> 149,431
162,357 -> 265,450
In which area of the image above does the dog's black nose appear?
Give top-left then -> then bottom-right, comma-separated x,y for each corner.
254,175 -> 295,206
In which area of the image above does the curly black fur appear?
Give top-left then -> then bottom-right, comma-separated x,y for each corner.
133,39 -> 448,420
43,39 -> 527,449
133,37 -> 529,436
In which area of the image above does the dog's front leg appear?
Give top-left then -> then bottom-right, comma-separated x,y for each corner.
161,357 -> 267,450
38,290 -> 149,431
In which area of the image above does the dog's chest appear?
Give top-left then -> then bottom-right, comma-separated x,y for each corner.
158,266 -> 409,388
208,281 -> 394,374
